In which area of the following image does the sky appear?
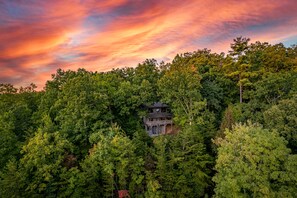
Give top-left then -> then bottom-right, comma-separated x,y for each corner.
1,0 -> 297,90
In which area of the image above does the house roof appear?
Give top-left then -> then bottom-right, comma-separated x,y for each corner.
146,112 -> 172,118
147,102 -> 168,108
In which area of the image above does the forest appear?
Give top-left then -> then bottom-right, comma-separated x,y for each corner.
0,37 -> 297,197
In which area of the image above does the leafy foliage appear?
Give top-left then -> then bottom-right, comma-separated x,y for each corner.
214,123 -> 297,197
0,37 -> 297,197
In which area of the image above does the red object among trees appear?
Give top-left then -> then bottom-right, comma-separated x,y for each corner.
118,190 -> 130,198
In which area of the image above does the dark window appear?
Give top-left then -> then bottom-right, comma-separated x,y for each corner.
152,126 -> 157,134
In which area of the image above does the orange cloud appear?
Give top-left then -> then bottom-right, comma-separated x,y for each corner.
0,0 -> 297,90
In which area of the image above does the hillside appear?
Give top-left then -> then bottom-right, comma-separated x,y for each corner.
0,37 -> 297,197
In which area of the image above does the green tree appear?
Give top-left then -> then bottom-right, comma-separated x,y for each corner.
19,83 -> 37,93
0,159 -> 24,197
152,126 -> 212,197
0,83 -> 18,94
185,49 -> 231,115
134,59 -> 160,86
264,95 -> 297,153
0,112 -> 20,170
82,125 -> 144,197
0,131 -> 73,197
21,131 -> 72,196
158,62 -> 205,126
218,105 -> 236,138
261,43 -> 295,72
248,72 -> 296,105
53,73 -> 112,156
213,123 -> 297,197
224,37 -> 256,103
36,68 -> 84,127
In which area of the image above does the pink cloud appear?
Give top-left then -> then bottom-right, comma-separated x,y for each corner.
0,0 -> 297,90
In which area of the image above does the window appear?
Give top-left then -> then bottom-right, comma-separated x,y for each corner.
152,126 -> 157,134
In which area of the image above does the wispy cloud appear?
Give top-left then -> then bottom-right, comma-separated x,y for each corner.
0,0 -> 297,89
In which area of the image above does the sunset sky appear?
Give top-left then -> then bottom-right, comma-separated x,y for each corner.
1,0 -> 297,89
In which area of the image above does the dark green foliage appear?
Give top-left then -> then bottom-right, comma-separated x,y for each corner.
158,62 -> 204,126
264,95 -> 297,153
0,131 -> 73,197
53,73 -> 112,156
218,105 -> 236,137
0,113 -> 19,169
1,37 -> 297,197
157,126 -> 213,197
0,159 -> 24,197
248,72 -> 297,105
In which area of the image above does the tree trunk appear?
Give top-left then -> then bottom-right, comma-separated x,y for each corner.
239,82 -> 243,103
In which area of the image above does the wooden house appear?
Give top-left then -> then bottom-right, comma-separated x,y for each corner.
143,102 -> 174,137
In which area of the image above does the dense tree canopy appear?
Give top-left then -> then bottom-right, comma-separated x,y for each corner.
0,38 -> 297,197
213,123 -> 297,197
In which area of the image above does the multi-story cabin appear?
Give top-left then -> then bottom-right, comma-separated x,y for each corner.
143,102 -> 174,137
